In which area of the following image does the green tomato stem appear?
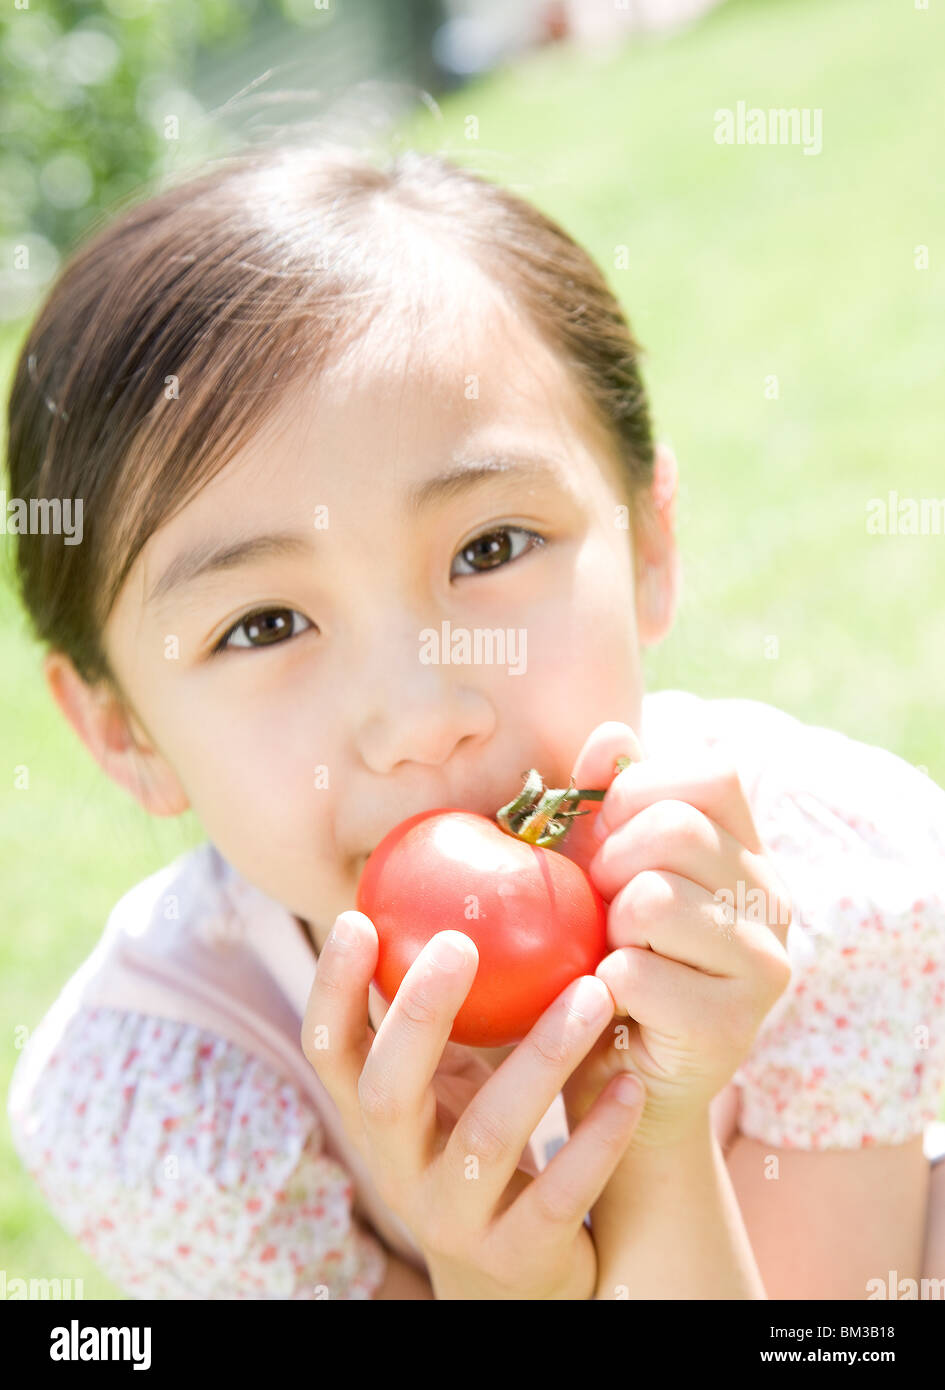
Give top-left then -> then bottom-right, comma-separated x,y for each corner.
496,756 -> 634,848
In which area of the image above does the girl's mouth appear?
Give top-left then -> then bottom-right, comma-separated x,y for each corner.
352,780 -> 607,879
355,848 -> 376,877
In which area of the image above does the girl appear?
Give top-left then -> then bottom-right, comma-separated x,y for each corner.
6,142 -> 945,1299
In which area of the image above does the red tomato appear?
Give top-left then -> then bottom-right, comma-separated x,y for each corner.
355,808 -> 609,1047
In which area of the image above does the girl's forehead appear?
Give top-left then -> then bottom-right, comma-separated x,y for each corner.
237,330 -> 590,500
303,279 -> 586,434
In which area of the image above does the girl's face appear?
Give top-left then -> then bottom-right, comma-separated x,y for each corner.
53,277 -> 678,955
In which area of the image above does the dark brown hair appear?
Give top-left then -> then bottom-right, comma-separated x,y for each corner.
5,141 -> 656,696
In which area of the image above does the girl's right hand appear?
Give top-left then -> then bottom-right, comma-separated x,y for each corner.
301,910 -> 647,1301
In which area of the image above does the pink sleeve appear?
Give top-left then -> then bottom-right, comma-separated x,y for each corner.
8,1006 -> 389,1299
728,710 -> 945,1150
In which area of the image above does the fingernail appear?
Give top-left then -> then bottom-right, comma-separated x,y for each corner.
429,934 -> 468,971
329,913 -> 358,950
568,975 -> 611,1022
614,1075 -> 644,1108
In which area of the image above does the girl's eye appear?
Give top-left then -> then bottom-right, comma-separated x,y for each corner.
213,607 -> 313,654
210,528 -> 544,654
451,526 -> 545,578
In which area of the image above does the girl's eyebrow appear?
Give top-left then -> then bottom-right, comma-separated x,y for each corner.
145,452 -> 575,611
406,452 -> 574,514
145,533 -> 312,610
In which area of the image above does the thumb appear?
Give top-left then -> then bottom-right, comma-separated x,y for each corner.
569,720 -> 647,793
556,722 -> 647,875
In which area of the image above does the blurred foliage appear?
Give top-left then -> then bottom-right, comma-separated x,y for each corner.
1,0 -> 254,255
0,0 -> 444,319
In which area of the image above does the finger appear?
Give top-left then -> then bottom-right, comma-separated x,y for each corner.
559,1018 -> 636,1132
607,869 -> 793,976
569,720 -> 647,794
596,943 -> 790,1052
589,800 -> 790,945
367,980 -> 393,1034
556,723 -> 648,876
438,973 -> 617,1226
370,984 -> 476,1074
300,910 -> 379,1133
357,930 -> 480,1193
595,943 -> 739,1039
593,752 -> 765,855
499,1072 -> 647,1258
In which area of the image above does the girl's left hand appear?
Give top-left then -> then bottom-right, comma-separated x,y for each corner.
560,721 -> 793,1149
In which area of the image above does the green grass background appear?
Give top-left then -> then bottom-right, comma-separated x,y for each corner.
2,0 -> 943,1298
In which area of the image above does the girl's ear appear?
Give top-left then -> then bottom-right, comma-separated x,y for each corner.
634,441 -> 681,648
42,651 -> 190,817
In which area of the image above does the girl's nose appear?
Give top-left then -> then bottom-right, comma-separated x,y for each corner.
351,626 -> 496,774
356,682 -> 495,774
